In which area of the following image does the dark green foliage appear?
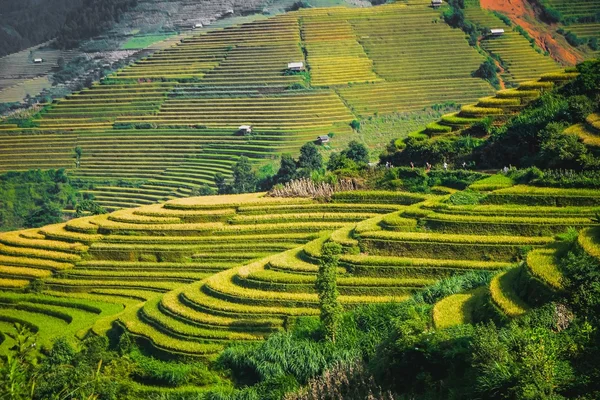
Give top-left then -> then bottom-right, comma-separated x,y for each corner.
343,141 -> 370,164
0,169 -> 78,231
217,333 -> 334,387
327,141 -> 370,174
470,311 -> 574,399
567,60 -> 600,99
317,242 -> 343,343
415,271 -> 494,304
527,169 -> 600,189
0,0 -> 85,57
55,0 -> 139,49
232,156 -> 257,194
0,102 -> 21,116
350,120 -> 361,130
563,31 -> 587,47
130,349 -> 217,387
285,1 -> 311,12
538,122 -> 588,170
373,166 -> 486,192
75,199 -> 107,217
561,247 -> 600,320
51,56 -> 97,85
567,95 -> 595,123
275,154 -> 298,184
443,5 -> 466,28
326,152 -> 358,172
298,142 -> 323,175
473,57 -> 500,89
214,172 -> 228,195
384,134 -> 484,167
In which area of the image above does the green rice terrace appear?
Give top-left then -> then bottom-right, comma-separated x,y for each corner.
0,0 -> 569,212
0,186 -> 598,354
0,180 -> 599,396
1,0 -> 600,397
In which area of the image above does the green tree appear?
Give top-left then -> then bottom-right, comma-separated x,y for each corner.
275,154 -> 298,184
326,152 -> 356,171
25,201 -> 62,228
343,141 -> 370,164
214,173 -> 229,195
298,142 -> 323,175
316,242 -> 343,343
232,156 -> 257,193
473,58 -> 500,89
538,122 -> 588,169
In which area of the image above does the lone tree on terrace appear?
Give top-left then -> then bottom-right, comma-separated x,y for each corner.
316,242 -> 343,343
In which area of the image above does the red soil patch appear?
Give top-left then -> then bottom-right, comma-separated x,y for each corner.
479,0 -> 582,66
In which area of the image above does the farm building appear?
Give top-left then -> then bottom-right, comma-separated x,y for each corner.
490,29 -> 505,36
194,23 -> 203,29
287,62 -> 305,72
316,135 -> 330,144
431,0 -> 443,8
33,58 -> 43,63
238,125 -> 252,134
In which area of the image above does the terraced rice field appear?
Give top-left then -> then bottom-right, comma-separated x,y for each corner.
464,1 -> 562,86
0,44 -> 77,98
0,0 -> 504,210
565,113 -> 600,151
409,69 -> 578,139
0,185 -> 598,357
544,0 -> 600,22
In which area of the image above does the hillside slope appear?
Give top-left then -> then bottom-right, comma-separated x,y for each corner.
0,0 -> 500,211
0,186 -> 598,359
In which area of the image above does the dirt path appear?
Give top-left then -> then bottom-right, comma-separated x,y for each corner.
494,59 -> 507,90
479,0 -> 582,66
476,36 -> 507,90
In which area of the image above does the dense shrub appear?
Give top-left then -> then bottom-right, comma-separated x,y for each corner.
473,58 -> 500,89
0,169 -> 78,231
